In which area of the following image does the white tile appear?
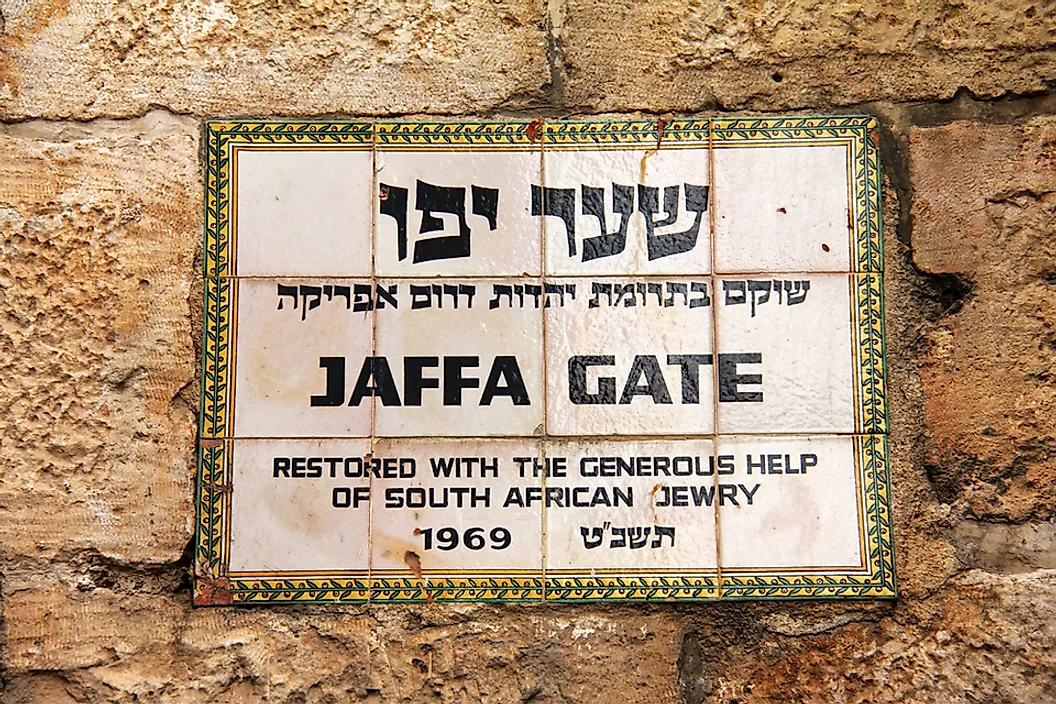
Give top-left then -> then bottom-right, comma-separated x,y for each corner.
370,439 -> 543,573
716,435 -> 864,570
235,149 -> 373,277
544,439 -> 718,572
545,277 -> 715,436
227,439 -> 371,573
231,278 -> 373,438
716,274 -> 854,434
543,149 -> 712,276
374,150 -> 542,277
713,145 -> 852,273
372,279 -> 545,437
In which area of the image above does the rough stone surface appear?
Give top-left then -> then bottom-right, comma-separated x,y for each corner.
0,112 -> 199,564
558,0 -> 1056,112
2,578 -> 689,702
949,519 -> 1056,573
2,1 -> 1056,701
911,117 -> 1056,522
0,0 -> 549,120
701,570 -> 1056,703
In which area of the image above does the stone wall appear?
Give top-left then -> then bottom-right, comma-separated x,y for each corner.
1,1 -> 1055,702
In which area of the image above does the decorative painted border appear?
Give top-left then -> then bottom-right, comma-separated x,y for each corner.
194,441 -> 231,605
545,575 -> 718,602
854,273 -> 889,435
199,278 -> 232,439
371,576 -> 543,603
376,120 -> 539,147
196,117 -> 894,605
541,118 -> 710,147
229,577 -> 370,604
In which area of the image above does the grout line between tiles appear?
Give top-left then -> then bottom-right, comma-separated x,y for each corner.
205,270 -> 874,280
210,269 -> 881,281
214,431 -> 881,442
368,121 -> 377,603
212,272 -> 771,280
708,118 -> 724,598
540,438 -> 548,602
538,131 -> 549,601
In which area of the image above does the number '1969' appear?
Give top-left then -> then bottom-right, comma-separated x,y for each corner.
417,527 -> 511,551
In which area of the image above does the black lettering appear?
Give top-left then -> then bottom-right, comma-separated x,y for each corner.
480,356 -> 530,405
503,487 -> 525,507
406,487 -> 426,508
666,354 -> 712,404
444,356 -> 480,406
767,454 -> 782,474
569,355 -> 616,404
349,357 -> 401,406
718,353 -> 763,402
404,356 -> 440,406
619,355 -> 672,404
332,487 -> 352,508
310,357 -> 346,407
384,487 -> 404,509
691,485 -> 715,506
746,454 -> 765,475
432,457 -> 457,478
654,456 -> 671,476
344,457 -> 363,477
717,455 -> 735,475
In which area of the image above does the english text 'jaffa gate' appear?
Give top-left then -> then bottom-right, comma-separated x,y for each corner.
198,119 -> 892,603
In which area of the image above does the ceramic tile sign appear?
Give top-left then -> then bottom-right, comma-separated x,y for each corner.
196,117 -> 894,606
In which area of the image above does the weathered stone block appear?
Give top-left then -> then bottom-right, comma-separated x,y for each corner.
3,586 -> 184,673
3,580 -> 686,702
911,117 -> 1056,520
559,0 -> 1056,111
0,114 -> 199,562
708,570 -> 1056,702
949,519 -> 1056,573
2,582 -> 375,700
0,0 -> 549,119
